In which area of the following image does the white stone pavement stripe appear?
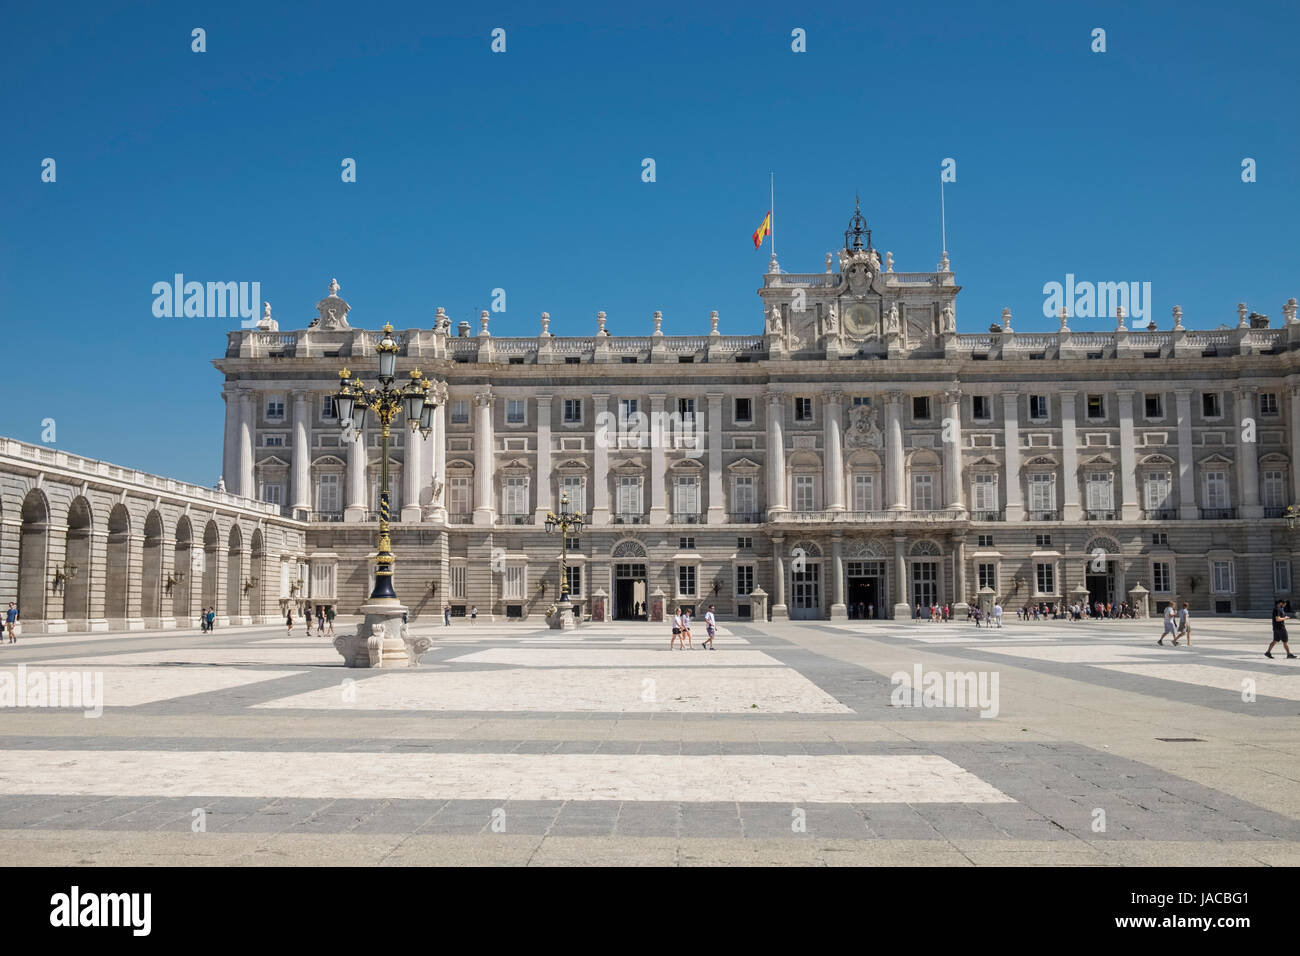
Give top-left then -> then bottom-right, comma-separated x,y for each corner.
34,647 -> 348,667
1094,663 -> 1300,700
975,645 -> 1171,663
0,751 -> 1013,804
445,649 -> 783,667
253,667 -> 853,713
0,667 -> 305,707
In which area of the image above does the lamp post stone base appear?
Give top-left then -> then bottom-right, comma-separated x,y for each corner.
549,598 -> 578,630
334,600 -> 431,667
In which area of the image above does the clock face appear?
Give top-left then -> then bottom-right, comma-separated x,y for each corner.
843,303 -> 875,339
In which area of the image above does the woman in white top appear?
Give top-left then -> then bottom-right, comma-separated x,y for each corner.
671,609 -> 684,649
682,610 -> 694,648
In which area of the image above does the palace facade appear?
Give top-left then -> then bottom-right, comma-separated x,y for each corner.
4,204 -> 1300,629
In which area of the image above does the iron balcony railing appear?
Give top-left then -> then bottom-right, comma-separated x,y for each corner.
1027,510 -> 1061,521
1201,508 -> 1237,520
970,510 -> 1004,522
499,513 -> 535,525
614,513 -> 646,524
728,511 -> 762,523
1084,510 -> 1118,521
311,511 -> 344,522
1144,508 -> 1178,520
447,512 -> 474,524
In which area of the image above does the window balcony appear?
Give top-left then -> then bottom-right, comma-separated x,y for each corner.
364,511 -> 401,522
970,510 -> 1004,522
499,513 -> 534,525
447,512 -> 474,524
310,511 -> 344,522
670,513 -> 704,524
1143,508 -> 1177,520
1084,510 -> 1117,521
1201,508 -> 1237,520
614,513 -> 646,524
728,511 -> 762,524
1027,510 -> 1061,521
1264,506 -> 1287,518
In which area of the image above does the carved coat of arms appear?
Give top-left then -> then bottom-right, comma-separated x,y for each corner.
845,404 -> 883,450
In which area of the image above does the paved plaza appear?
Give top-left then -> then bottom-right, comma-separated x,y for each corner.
1,615 -> 1298,866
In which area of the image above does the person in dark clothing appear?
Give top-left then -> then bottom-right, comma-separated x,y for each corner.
1266,602 -> 1296,659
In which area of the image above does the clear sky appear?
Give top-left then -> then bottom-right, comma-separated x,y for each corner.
2,0 -> 1297,486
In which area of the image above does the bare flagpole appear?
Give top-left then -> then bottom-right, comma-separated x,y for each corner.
770,172 -> 776,259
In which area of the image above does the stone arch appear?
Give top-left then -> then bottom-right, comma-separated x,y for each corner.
611,539 -> 646,559
790,540 -> 822,558
845,537 -> 887,558
142,510 -> 164,623
910,539 -> 942,557
172,515 -> 193,621
202,519 -> 220,614
63,496 -> 94,628
18,488 -> 50,625
226,523 -> 244,620
1084,536 -> 1121,554
105,503 -> 132,625
249,527 -> 265,621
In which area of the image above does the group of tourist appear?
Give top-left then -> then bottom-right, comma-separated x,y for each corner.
669,605 -> 717,650
198,607 -> 217,632
914,603 -> 953,621
285,605 -> 335,636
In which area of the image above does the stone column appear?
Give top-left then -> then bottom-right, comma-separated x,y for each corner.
886,392 -> 906,510
291,390 -> 310,516
1002,391 -> 1024,520
824,392 -> 845,512
771,533 -> 787,619
237,390 -> 255,499
830,531 -> 846,619
344,423 -> 367,522
473,389 -> 495,526
707,393 -> 725,524
766,391 -> 787,515
1116,389 -> 1139,521
1060,390 -> 1081,522
591,392 -> 610,525
1292,386 -> 1300,506
649,393 -> 667,525
892,532 -> 910,619
953,533 -> 968,614
1237,386 -> 1263,519
534,394 -> 553,523
401,414 -> 422,523
1175,388 -> 1199,519
430,398 -> 447,521
942,387 -> 964,511
222,387 -> 239,491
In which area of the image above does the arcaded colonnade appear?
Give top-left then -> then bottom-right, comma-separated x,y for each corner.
0,439 -> 305,633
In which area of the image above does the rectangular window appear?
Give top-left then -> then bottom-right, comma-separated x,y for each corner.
734,397 -> 753,423
1152,532 -> 1168,545
563,399 -> 582,424
449,476 -> 471,515
1204,471 -> 1228,510
912,396 -> 931,420
1145,473 -> 1172,512
450,400 -> 469,424
737,536 -> 753,550
618,399 -> 639,428
977,563 -> 997,591
263,435 -> 285,447
506,398 -> 526,424
1202,393 -> 1221,418
1152,561 -> 1171,593
674,476 -> 700,516
912,474 -> 934,510
1144,394 -> 1164,419
316,474 -> 340,513
564,565 -> 582,598
972,395 -> 991,420
736,564 -> 755,596
1211,560 -> 1235,594
977,534 -> 993,548
678,398 -> 696,425
794,397 -> 813,421
1262,470 -> 1286,509
1035,534 -> 1052,548
266,397 -> 285,420
852,474 -> 875,512
1260,392 -> 1279,417
1086,395 -> 1105,419
321,396 -> 338,421
972,474 -> 998,512
1275,560 -> 1292,594
732,475 -> 756,515
502,476 -> 528,515
678,565 -> 697,596
618,476 -> 642,515
260,483 -> 283,506
1029,395 -> 1049,419
793,475 -> 816,512
1035,562 -> 1055,594
564,535 -> 581,551
561,476 -> 586,515
1029,473 -> 1056,512
678,536 -> 695,550
1085,472 -> 1114,512
450,565 -> 466,597
504,565 -> 524,600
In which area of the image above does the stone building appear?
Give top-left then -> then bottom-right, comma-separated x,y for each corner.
4,203 -> 1299,630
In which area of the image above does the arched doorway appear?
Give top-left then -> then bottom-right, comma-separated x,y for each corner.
172,516 -> 192,623
142,511 -> 164,625
611,539 -> 648,620
249,528 -> 265,622
105,504 -> 132,626
202,520 -> 220,622
18,489 -> 50,629
789,539 -> 824,620
226,525 -> 244,623
63,496 -> 93,629
909,539 -> 944,616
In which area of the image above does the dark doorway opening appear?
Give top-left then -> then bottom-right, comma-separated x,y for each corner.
847,577 -> 881,619
615,563 -> 647,620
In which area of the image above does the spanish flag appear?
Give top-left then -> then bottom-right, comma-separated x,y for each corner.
752,210 -> 771,250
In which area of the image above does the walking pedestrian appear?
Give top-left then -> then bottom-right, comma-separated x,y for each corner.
326,605 -> 335,635
317,606 -> 325,634
682,609 -> 694,648
6,602 -> 18,642
206,607 -> 215,632
1157,604 -> 1177,645
670,607 -> 684,650
305,608 -> 314,636
1172,602 -> 1191,646
470,605 -> 477,625
702,604 -> 717,650
993,602 -> 1003,628
286,607 -> 294,635
1266,601 -> 1296,659
443,603 -> 452,627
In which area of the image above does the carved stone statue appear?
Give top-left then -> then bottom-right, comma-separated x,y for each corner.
824,303 -> 839,335
400,622 -> 434,666
825,252 -> 833,274
885,251 -> 894,273
540,311 -> 551,336
216,476 -> 226,492
887,303 -> 900,334
845,404 -> 884,450
653,310 -> 663,335
597,311 -> 608,336
257,302 -> 277,331
366,622 -> 385,668
434,306 -> 449,332
940,302 -> 955,334
709,310 -> 719,334
314,278 -> 351,330
767,303 -> 784,337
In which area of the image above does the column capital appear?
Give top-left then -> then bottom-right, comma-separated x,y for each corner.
290,389 -> 308,401
764,389 -> 784,405
824,389 -> 844,405
1175,387 -> 1194,399
943,387 -> 961,405
535,393 -> 554,405
473,389 -> 493,407
888,390 -> 905,405
1115,388 -> 1135,399
706,392 -> 726,403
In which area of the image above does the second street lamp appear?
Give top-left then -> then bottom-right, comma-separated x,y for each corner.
544,491 -> 585,629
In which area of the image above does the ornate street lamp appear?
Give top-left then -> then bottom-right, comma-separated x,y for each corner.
1286,504 -> 1299,532
335,326 -> 440,605
544,491 -> 585,629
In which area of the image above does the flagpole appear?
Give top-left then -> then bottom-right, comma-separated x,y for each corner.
770,172 -> 775,258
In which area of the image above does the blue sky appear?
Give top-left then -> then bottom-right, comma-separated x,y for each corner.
2,0 -> 1297,485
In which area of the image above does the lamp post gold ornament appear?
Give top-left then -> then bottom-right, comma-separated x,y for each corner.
544,491 -> 585,629
331,323 -> 442,667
